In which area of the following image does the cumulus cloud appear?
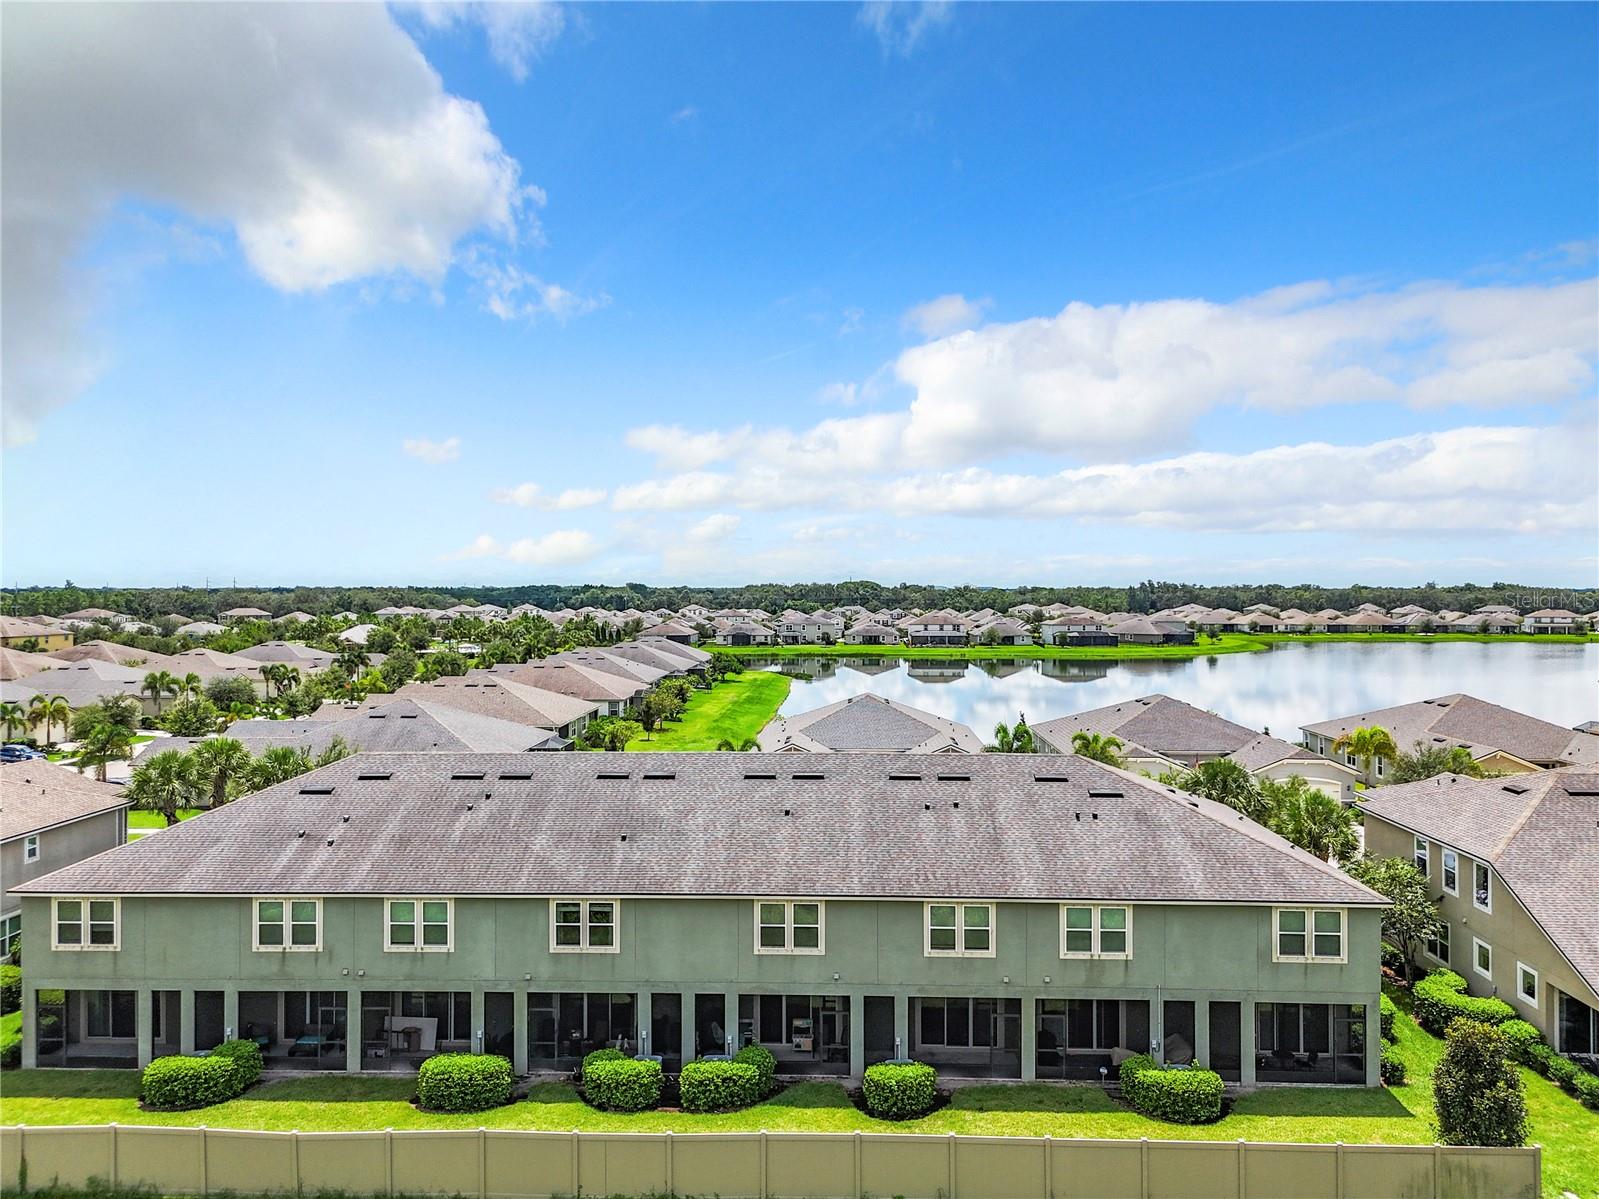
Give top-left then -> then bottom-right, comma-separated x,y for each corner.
447,533 -> 502,560
1,4 -> 548,444
902,292 -> 991,338
686,513 -> 741,542
490,482 -> 607,509
404,2 -> 567,82
402,436 -> 462,463
464,253 -> 609,322
448,530 -> 599,565
857,1 -> 954,55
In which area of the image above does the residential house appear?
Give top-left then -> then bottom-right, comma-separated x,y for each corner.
166,647 -> 276,687
841,622 -> 899,645
233,642 -> 338,674
489,661 -> 648,717
280,612 -> 317,625
905,610 -> 970,647
713,620 -> 774,647
0,617 -> 73,653
1109,618 -> 1194,646
604,642 -> 708,678
221,607 -> 273,621
1,762 -> 131,956
637,621 -> 698,645
972,619 -> 1034,646
365,676 -> 597,740
1300,694 -> 1599,784
758,693 -> 986,753
1448,613 -> 1522,633
1522,609 -> 1581,635
2,661 -> 158,717
47,641 -> 181,670
1361,772 -> 1599,1057
12,751 -> 1384,1086
774,613 -> 841,645
338,624 -> 377,646
175,622 -> 226,638
0,647 -> 57,683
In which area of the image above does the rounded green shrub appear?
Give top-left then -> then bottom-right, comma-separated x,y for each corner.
1573,1070 -> 1599,1111
861,1060 -> 938,1120
581,1046 -> 626,1077
734,1044 -> 777,1094
210,1038 -> 264,1089
1525,1042 -> 1558,1075
583,1056 -> 662,1112
1,1026 -> 21,1070
678,1059 -> 761,1113
1433,1018 -> 1527,1147
1545,1054 -> 1579,1089
0,965 -> 20,1015
416,1053 -> 513,1112
1119,1056 -> 1225,1124
1413,969 -> 1515,1036
1380,1044 -> 1407,1086
1378,993 -> 1397,1042
142,1055 -> 242,1110
1495,1019 -> 1543,1066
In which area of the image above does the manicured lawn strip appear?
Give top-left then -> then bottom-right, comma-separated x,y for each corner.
723,635 -> 1265,662
627,671 -> 791,751
126,809 -> 203,830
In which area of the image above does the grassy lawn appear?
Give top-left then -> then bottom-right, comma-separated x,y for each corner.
627,671 -> 791,751
4,1007 -> 1590,1196
723,634 -> 1264,662
126,808 -> 203,831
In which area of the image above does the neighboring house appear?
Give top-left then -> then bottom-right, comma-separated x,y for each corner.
0,617 -> 73,652
604,642 -> 708,678
841,622 -> 899,646
1300,694 -> 1599,784
1040,616 -> 1107,644
233,642 -> 338,674
338,624 -> 377,646
973,619 -> 1034,646
174,621 -> 225,638
2,661 -> 159,717
637,621 -> 698,645
551,650 -> 670,687
758,693 -> 986,753
1361,772 -> 1599,1056
774,614 -> 839,644
1522,609 -> 1581,634
489,661 -> 648,717
221,607 -> 272,621
48,641 -> 182,670
366,675 -> 597,740
0,647 -> 57,683
1110,618 -> 1195,646
905,610 -> 970,646
166,647 -> 276,686
13,751 -> 1384,1087
280,612 -> 317,625
1,762 -> 131,956
713,621 -> 774,647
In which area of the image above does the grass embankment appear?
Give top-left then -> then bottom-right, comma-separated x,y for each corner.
126,809 -> 203,831
724,634 -> 1267,662
5,1004 -> 1590,1196
627,671 -> 791,751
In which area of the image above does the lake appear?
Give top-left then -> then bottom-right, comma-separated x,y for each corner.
754,642 -> 1599,740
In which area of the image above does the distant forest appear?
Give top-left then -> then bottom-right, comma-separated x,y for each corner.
4,580 -> 1592,619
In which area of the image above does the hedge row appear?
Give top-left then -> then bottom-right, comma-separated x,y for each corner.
416,1053 -> 513,1112
140,1040 -> 263,1110
1379,1044 -> 1406,1086
862,1061 -> 938,1119
1412,969 -> 1515,1036
584,1057 -> 663,1112
1118,1053 -> 1224,1124
679,1059 -> 762,1112
735,1044 -> 778,1095
1523,1042 -> 1599,1111
1378,993 -> 1396,1042
0,965 -> 20,1015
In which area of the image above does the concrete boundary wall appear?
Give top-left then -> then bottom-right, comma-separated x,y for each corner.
0,1125 -> 1541,1199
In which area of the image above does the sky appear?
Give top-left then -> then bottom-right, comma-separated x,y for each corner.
2,1 -> 1596,589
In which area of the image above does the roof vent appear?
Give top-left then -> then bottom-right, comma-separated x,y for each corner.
936,774 -> 970,782
498,773 -> 532,781
792,772 -> 824,780
1088,790 -> 1123,799
597,771 -> 631,780
299,786 -> 334,795
643,772 -> 676,780
619,833 -> 628,842
296,830 -> 306,838
889,773 -> 923,781
451,772 -> 486,781
325,838 -> 335,847
356,772 -> 392,781
742,772 -> 778,780
1034,774 -> 1069,783
1501,783 -> 1530,795
399,714 -> 418,720
341,815 -> 350,823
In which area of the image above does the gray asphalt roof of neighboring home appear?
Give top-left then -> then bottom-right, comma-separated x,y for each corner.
1,616 -> 64,640
550,650 -> 669,684
1227,734 -> 1347,774
163,699 -> 561,756
0,647 -> 58,681
175,622 -> 226,636
603,644 -> 701,675
1032,695 -> 1257,758
373,675 -> 599,729
638,637 -> 710,663
232,642 -> 337,668
1,760 -> 131,841
12,751 -> 1387,907
3,660 -> 150,707
165,648 -> 272,679
1301,694 -> 1599,767
1361,771 -> 1599,994
759,693 -> 986,754
486,661 -> 647,702
47,641 -> 184,670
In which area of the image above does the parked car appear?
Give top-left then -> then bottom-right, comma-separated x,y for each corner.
1,743 -> 46,761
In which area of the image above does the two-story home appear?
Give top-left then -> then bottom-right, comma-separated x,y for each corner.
1361,772 -> 1598,1058
1,762 -> 132,957
1521,609 -> 1582,635
13,752 -> 1385,1087
905,610 -> 971,647
0,617 -> 74,653
774,614 -> 842,644
758,694 -> 986,753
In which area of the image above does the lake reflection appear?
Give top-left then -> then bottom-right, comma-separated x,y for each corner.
756,642 -> 1598,739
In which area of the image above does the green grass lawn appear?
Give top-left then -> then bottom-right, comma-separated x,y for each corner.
4,1005 -> 1590,1196
626,671 -> 791,750
125,808 -> 203,831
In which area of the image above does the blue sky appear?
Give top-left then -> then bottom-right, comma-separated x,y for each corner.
3,2 -> 1595,587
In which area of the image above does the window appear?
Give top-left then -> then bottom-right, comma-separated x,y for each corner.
1472,861 -> 1492,912
253,898 -> 321,951
551,899 -> 619,953
1413,837 -> 1429,877
52,897 -> 118,950
1473,938 -> 1492,980
925,902 -> 994,957
1516,963 -> 1538,1008
1441,849 -> 1458,896
0,912 -> 18,958
84,990 -> 135,1039
754,900 -> 823,954
1273,908 -> 1346,963
1426,920 -> 1451,964
1374,756 -> 1385,778
1061,905 -> 1132,958
386,898 -> 452,951
23,835 -> 39,863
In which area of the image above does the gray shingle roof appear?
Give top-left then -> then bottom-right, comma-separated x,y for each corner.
13,751 -> 1386,906
155,700 -> 562,757
1361,772 -> 1599,993
1033,694 -> 1257,758
1,761 -> 131,842
760,693 -> 985,753
1302,694 -> 1599,767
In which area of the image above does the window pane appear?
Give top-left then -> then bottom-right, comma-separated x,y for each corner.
1065,907 -> 1092,930
390,901 -> 414,923
555,902 -> 582,925
289,921 -> 317,946
793,924 -> 820,949
1313,932 -> 1341,957
964,926 -> 990,951
555,924 -> 582,946
290,901 -> 316,923
390,923 -> 415,945
1065,929 -> 1093,953
1520,969 -> 1536,1000
1278,910 -> 1306,933
258,901 -> 284,923
930,905 -> 956,928
1101,929 -> 1127,954
422,901 -> 449,923
588,903 -> 613,925
930,927 -> 956,951
919,1000 -> 945,1045
759,903 -> 785,926
258,923 -> 285,946
759,925 -> 787,948
946,998 -> 970,1047
963,906 -> 990,929
57,920 -> 82,945
1100,907 -> 1127,931
793,903 -> 819,927
589,923 -> 614,948
1279,932 -> 1306,957
89,921 -> 116,945
58,901 -> 81,922
422,922 -> 449,946
1477,944 -> 1491,971
1313,911 -> 1341,933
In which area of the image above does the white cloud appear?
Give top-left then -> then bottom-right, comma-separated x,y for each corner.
857,1 -> 954,55
447,533 -> 502,559
402,435 -> 462,463
490,482 -> 607,509
450,529 -> 600,565
405,2 -> 567,82
686,513 -> 741,542
901,292 -> 991,338
1,4 -> 545,444
464,252 -> 609,322
670,105 -> 699,124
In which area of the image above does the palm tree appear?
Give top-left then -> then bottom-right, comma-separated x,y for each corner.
715,737 -> 760,751
246,745 -> 314,793
277,665 -> 301,694
1269,783 -> 1359,862
141,670 -> 179,715
75,722 -> 135,782
335,646 -> 370,678
987,714 -> 1036,753
259,665 -> 278,698
126,750 -> 202,826
1331,725 -> 1399,780
190,737 -> 251,808
1172,758 -> 1270,822
180,673 -> 205,701
222,700 -> 257,727
1070,731 -> 1124,767
26,693 -> 72,746
0,701 -> 26,740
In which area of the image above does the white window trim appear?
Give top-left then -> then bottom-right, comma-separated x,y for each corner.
1472,860 -> 1492,914
549,897 -> 621,954
252,896 -> 322,953
924,901 -> 996,958
1441,849 -> 1459,897
1515,961 -> 1539,1009
1271,906 -> 1347,964
1424,921 -> 1451,965
1473,937 -> 1493,981
753,899 -> 826,956
1059,904 -> 1133,960
1413,837 -> 1429,876
23,835 -> 39,863
51,896 -> 119,951
384,896 -> 454,953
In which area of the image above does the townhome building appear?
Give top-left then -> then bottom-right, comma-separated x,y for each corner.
774,614 -> 841,644
13,752 -> 1384,1087
905,610 -> 971,646
1521,609 -> 1582,634
0,616 -> 75,652
1361,772 -> 1598,1059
